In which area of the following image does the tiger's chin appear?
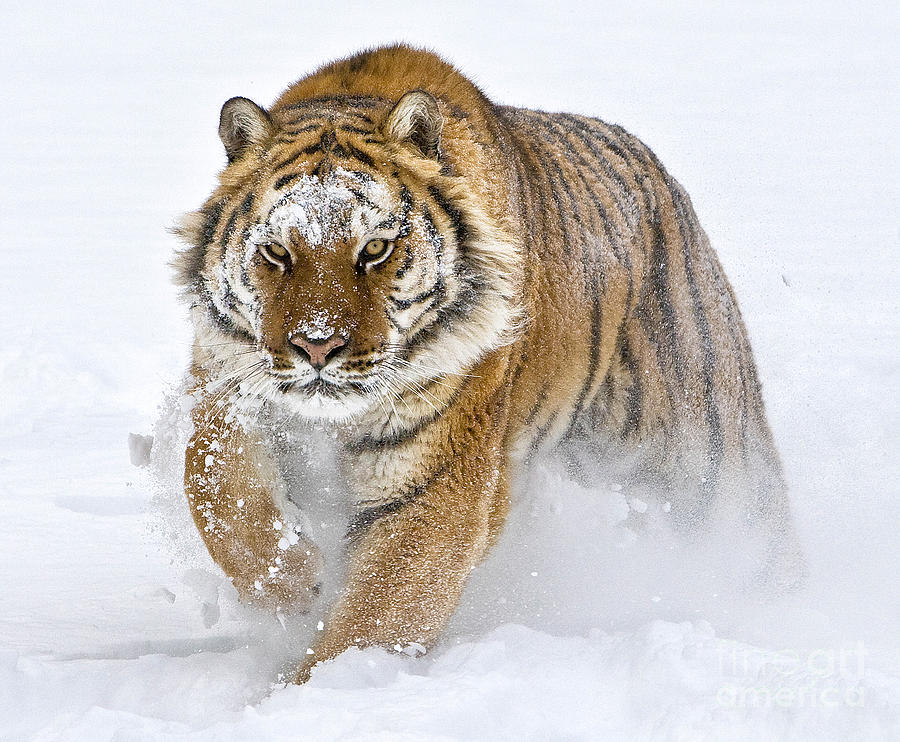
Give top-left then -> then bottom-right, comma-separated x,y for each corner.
278,379 -> 374,422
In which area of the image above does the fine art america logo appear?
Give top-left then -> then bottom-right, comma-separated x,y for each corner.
716,641 -> 867,708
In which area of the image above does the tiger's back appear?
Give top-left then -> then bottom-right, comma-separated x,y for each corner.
499,107 -> 785,536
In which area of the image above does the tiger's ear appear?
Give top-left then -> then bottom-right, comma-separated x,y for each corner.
218,97 -> 274,162
383,90 -> 443,159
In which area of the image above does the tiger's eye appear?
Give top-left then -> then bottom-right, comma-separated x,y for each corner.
357,239 -> 395,271
259,242 -> 291,267
364,239 -> 389,258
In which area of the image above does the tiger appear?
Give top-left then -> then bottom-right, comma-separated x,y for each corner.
173,44 -> 805,682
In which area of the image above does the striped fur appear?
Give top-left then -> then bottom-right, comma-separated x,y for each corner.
174,45 -> 805,682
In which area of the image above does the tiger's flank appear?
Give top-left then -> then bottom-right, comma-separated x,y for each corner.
173,44 -> 806,682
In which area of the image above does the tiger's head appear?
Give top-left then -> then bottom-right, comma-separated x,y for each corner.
175,90 -> 522,422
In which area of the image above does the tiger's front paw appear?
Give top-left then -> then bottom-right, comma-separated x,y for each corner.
234,534 -> 324,614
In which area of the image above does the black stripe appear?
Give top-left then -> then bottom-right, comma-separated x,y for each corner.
220,206 -> 241,247
516,112 -> 608,433
600,128 -> 681,419
518,120 -> 579,260
281,123 -> 323,135
617,130 -> 687,392
426,185 -> 468,247
620,332 -> 643,439
507,349 -> 530,391
569,294 -> 603,428
345,169 -> 376,185
346,377 -> 468,453
280,133 -> 338,162
670,183 -> 723,519
648,221 -> 686,388
523,382 -> 550,425
505,126 -> 539,243
396,213 -> 413,242
395,245 -> 415,279
346,143 -> 376,168
199,198 -> 227,246
390,278 -> 444,310
404,275 -> 485,350
345,456 -> 454,541
319,129 -> 337,151
339,124 -> 374,135
272,151 -> 305,172
197,283 -> 255,345
237,225 -> 256,294
559,126 -> 607,430
689,195 -> 752,465
560,114 -> 636,217
398,185 -> 413,216
274,172 -> 303,190
219,276 -> 242,312
300,140 -> 325,157
346,498 -> 408,540
181,199 -> 228,285
375,215 -> 398,231
206,306 -> 254,345
528,412 -> 559,457
384,308 -> 404,332
545,114 -> 636,259
420,205 -> 444,261
347,187 -> 379,210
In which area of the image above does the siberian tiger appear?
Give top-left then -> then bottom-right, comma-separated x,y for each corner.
174,44 -> 805,682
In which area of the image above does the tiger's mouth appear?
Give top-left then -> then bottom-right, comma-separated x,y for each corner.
269,371 -> 375,421
257,355 -> 385,420
277,377 -> 343,398
302,378 -> 343,398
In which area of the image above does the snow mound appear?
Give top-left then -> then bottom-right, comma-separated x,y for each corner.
3,622 -> 897,741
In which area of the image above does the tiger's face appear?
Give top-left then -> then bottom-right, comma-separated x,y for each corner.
179,93 -> 521,423
226,166 -> 453,419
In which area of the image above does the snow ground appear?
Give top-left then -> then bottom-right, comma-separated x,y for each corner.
1,1 -> 898,740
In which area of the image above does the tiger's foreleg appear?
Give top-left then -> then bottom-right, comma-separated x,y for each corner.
295,391 -> 511,681
184,370 -> 322,613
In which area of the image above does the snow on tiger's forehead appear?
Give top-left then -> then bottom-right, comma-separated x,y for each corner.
250,168 -> 394,251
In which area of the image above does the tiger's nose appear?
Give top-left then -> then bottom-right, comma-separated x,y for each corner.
289,332 -> 346,370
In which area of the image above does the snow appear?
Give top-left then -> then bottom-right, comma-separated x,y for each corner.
251,168 -> 392,251
1,1 -> 898,740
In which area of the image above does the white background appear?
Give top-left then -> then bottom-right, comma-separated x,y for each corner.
1,1 -> 898,739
